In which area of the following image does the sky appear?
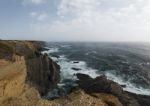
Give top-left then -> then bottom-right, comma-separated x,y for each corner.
0,0 -> 150,41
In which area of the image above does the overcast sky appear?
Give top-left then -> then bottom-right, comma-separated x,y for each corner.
0,0 -> 150,41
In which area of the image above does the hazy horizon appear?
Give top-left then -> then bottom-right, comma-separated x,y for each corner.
0,0 -> 150,41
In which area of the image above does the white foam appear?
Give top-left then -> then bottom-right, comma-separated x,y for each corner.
43,46 -> 150,96
56,55 -> 99,81
60,45 -> 71,48
42,47 -> 59,54
105,72 -> 150,96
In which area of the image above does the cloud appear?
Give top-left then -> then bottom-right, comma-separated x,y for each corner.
30,12 -> 48,21
29,0 -> 150,41
22,0 -> 47,5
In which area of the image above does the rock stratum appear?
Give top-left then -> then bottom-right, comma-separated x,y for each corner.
0,40 -> 149,106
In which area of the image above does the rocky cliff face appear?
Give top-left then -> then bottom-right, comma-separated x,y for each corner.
1,40 -> 148,106
0,40 -> 123,106
0,40 -> 60,96
26,53 -> 60,95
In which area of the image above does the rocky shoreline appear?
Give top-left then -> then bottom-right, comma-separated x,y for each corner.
0,40 -> 149,106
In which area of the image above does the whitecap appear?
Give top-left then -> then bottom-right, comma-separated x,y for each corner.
105,72 -> 150,96
42,47 -> 59,54
43,46 -> 150,96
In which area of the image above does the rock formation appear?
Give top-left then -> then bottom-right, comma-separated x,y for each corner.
0,40 -> 149,106
0,40 -> 61,105
0,40 -> 60,95
76,73 -> 140,106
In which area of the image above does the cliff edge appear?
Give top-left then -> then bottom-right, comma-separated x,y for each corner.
1,40 -> 146,106
0,40 -> 61,105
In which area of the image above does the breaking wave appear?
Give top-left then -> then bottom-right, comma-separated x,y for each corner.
44,45 -> 150,96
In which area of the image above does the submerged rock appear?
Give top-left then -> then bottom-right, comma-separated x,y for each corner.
73,61 -> 79,63
71,67 -> 82,71
121,84 -> 126,88
51,54 -> 60,58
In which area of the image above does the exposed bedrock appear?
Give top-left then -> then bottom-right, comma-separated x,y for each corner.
76,73 -> 140,106
0,40 -> 149,106
0,40 -> 60,96
26,53 -> 60,95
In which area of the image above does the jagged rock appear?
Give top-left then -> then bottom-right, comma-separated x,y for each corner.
76,73 -> 140,106
0,41 -> 148,106
50,89 -> 124,106
26,51 -> 60,96
76,74 -> 123,95
0,40 -> 61,106
0,41 -> 60,96
71,67 -> 82,71
73,61 -> 79,63
121,84 -> 126,88
125,91 -> 150,106
51,54 -> 60,58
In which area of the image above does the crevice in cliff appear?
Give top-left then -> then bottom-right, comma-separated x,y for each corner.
24,46 -> 60,96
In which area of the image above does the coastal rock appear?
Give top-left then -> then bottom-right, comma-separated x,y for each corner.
53,89 -> 123,106
51,54 -> 60,58
26,53 -> 60,95
71,67 -> 82,71
0,40 -> 61,106
126,92 -> 150,106
76,74 -> 123,95
76,73 -> 140,106
0,41 -> 60,96
73,61 -> 79,63
1,40 -> 147,106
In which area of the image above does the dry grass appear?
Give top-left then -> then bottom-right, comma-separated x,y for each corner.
0,42 -> 14,59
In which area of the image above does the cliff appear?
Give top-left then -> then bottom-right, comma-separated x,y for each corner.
0,40 -> 60,104
1,40 -> 148,106
0,40 -> 123,106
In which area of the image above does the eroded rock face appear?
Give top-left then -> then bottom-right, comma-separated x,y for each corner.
0,40 -> 60,96
26,53 -> 60,95
0,40 -> 62,106
0,41 -> 147,106
76,73 -> 140,106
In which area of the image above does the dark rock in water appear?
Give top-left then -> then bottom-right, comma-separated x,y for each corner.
76,73 -> 92,81
62,79 -> 74,83
76,73 -> 140,106
126,91 -> 150,106
40,47 -> 49,51
72,67 -> 81,71
51,54 -> 60,58
55,60 -> 59,63
121,84 -> 126,88
76,74 -> 123,95
73,61 -> 79,63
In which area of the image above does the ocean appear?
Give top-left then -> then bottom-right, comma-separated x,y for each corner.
42,42 -> 150,98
